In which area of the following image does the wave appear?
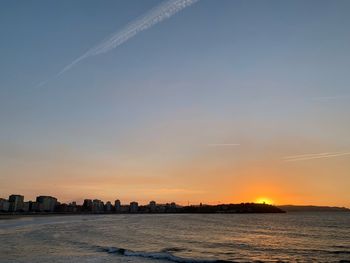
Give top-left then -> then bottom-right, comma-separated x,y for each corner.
102,246 -> 234,263
95,246 -> 350,263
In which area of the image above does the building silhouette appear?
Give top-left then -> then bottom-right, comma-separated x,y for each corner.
129,201 -> 138,213
83,199 -> 93,211
92,199 -> 104,213
114,199 -> 121,212
36,196 -> 57,212
0,198 -> 10,212
105,201 -> 112,212
149,200 -> 156,212
9,195 -> 24,212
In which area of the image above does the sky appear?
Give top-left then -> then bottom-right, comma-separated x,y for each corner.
1,0 -> 350,206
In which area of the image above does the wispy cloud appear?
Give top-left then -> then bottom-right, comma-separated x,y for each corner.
207,143 -> 240,147
283,151 -> 350,162
37,0 -> 199,87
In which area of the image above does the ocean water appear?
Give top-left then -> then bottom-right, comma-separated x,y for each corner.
0,213 -> 349,263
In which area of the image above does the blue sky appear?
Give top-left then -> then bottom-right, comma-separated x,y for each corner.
1,0 -> 350,205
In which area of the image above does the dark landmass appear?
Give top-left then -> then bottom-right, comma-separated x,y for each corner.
278,205 -> 350,212
180,203 -> 285,213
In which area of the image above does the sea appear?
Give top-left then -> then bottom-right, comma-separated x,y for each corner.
0,212 -> 349,263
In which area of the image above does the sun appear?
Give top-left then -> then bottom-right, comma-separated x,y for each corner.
255,197 -> 273,205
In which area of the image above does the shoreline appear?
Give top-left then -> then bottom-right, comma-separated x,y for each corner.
0,211 -> 288,220
2,210 -> 349,220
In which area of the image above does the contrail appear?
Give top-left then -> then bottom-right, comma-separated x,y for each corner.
37,0 -> 199,87
283,151 -> 350,162
283,152 -> 344,159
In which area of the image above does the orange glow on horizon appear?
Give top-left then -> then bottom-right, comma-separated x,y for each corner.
255,197 -> 274,205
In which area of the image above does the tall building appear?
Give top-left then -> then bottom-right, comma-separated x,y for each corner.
9,195 -> 24,212
36,196 -> 57,212
114,199 -> 121,212
0,198 -> 10,212
129,201 -> 138,213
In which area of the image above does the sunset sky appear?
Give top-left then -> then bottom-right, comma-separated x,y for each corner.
1,0 -> 350,206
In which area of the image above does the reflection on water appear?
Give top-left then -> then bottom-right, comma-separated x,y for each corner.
0,213 -> 349,262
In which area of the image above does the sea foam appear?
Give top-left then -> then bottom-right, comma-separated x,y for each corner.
104,246 -> 234,263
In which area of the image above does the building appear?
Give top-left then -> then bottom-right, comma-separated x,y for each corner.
0,198 -> 10,212
92,199 -> 104,213
129,201 -> 138,213
30,201 -> 43,212
120,205 -> 129,213
22,202 -> 30,212
9,195 -> 24,212
83,199 -> 93,211
55,203 -> 68,213
114,199 -> 121,212
36,196 -> 57,212
67,202 -> 78,213
149,201 -> 156,212
168,202 -> 177,212
105,201 -> 112,212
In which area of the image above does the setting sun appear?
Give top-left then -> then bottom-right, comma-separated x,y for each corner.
255,198 -> 274,205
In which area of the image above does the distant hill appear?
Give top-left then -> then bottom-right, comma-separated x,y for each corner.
180,203 -> 285,213
277,205 -> 350,212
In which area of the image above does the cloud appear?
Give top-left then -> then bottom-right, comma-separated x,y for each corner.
37,0 -> 199,87
283,151 -> 350,162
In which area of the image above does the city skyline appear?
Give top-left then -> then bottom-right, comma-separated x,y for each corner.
0,193 -> 289,215
0,192 -> 274,207
1,0 -> 350,207
1,193 -> 348,215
